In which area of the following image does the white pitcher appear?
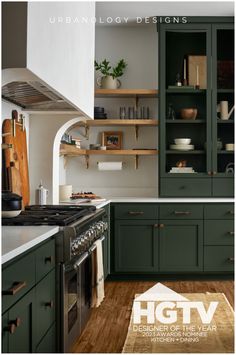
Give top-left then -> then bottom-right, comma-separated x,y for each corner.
218,101 -> 235,120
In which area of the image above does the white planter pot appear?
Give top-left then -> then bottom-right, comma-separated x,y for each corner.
97,76 -> 121,89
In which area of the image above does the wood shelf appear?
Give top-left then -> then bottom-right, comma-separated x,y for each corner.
166,119 -> 205,124
60,144 -> 157,169
79,119 -> 158,126
77,119 -> 158,140
95,89 -> 158,98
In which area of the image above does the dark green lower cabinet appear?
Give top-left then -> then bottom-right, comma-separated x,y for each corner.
4,289 -> 35,353
159,220 -> 203,272
114,220 -> 158,272
36,324 -> 56,353
204,246 -> 234,271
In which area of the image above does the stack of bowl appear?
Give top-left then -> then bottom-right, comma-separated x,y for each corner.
94,107 -> 107,119
170,138 -> 194,151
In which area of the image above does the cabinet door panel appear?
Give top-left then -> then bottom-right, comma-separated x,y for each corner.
35,238 -> 55,282
204,246 -> 234,271
35,270 -> 55,346
115,220 -> 158,272
204,220 -> 234,245
2,312 -> 9,353
159,220 -> 203,271
8,288 -> 35,353
36,323 -> 56,353
212,178 -> 234,197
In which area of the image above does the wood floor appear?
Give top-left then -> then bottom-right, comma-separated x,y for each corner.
72,280 -> 234,353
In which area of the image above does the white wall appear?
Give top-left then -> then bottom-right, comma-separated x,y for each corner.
64,24 -> 159,198
27,2 -> 95,117
29,114 -> 83,204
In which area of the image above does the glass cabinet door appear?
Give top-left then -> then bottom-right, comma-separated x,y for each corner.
212,24 -> 234,177
159,24 -> 212,178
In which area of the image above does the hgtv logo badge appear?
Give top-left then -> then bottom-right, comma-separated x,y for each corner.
133,283 -> 218,324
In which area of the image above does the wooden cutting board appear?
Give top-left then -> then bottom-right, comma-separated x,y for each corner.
7,163 -> 22,197
3,118 -> 30,206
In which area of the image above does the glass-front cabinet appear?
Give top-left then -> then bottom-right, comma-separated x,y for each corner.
212,24 -> 234,195
158,18 -> 234,197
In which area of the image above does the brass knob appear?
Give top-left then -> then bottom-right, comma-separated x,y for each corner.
45,300 -> 54,308
7,323 -> 16,334
153,224 -> 159,228
159,224 -> 165,228
45,256 -> 53,263
13,317 -> 21,327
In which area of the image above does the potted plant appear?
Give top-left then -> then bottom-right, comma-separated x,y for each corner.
95,59 -> 127,89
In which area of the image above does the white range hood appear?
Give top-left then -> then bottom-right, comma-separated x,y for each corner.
2,2 -> 95,116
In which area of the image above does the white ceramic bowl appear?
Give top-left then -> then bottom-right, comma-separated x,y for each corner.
174,138 -> 191,145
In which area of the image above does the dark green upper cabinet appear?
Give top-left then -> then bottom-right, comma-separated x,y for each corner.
212,24 -> 234,196
158,19 -> 234,197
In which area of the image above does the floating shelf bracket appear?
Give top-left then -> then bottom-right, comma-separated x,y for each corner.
135,155 -> 139,170
85,154 -> 89,169
135,125 -> 139,141
85,124 -> 89,140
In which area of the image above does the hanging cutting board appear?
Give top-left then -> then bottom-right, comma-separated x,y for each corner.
7,162 -> 22,197
3,118 -> 30,206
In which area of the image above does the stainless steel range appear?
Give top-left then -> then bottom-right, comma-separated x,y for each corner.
2,204 -> 108,353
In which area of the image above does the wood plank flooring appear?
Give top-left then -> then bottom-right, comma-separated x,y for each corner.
72,280 -> 234,353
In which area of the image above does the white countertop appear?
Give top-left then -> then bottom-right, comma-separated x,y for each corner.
60,197 -> 234,209
2,226 -> 59,265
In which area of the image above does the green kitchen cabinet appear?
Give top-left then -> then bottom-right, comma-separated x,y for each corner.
114,220 -> 158,272
158,18 -> 234,197
36,324 -> 56,353
159,220 -> 203,272
204,246 -> 234,272
2,237 -> 57,353
3,288 -> 35,353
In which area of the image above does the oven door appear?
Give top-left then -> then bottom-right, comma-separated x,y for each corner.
62,252 -> 92,353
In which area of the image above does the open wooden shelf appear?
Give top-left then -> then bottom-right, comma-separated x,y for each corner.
77,119 -> 158,140
80,119 -> 158,126
166,150 -> 205,155
60,144 -> 157,169
95,89 -> 158,98
166,89 -> 206,94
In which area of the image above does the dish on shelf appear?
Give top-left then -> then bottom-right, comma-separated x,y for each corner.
180,108 -> 198,120
170,144 -> 195,151
174,138 -> 191,145
169,167 -> 196,173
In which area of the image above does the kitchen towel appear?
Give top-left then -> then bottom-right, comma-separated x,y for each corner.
92,239 -> 105,307
98,162 -> 123,171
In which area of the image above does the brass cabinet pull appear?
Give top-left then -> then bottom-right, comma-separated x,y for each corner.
2,281 -> 26,296
153,224 -> 159,228
45,256 -> 53,263
228,231 -> 234,235
208,171 -> 212,176
14,318 -> 21,327
159,224 -> 165,228
45,300 -> 54,308
174,211 -> 191,215
7,323 -> 16,334
128,211 -> 144,215
227,257 -> 234,262
213,171 -> 217,175
227,210 -> 234,215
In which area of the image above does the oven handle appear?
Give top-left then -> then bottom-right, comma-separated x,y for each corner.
89,235 -> 105,253
73,252 -> 89,270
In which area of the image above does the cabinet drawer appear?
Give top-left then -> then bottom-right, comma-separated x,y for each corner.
35,269 -> 55,345
160,178 -> 211,197
36,323 -> 56,353
160,204 -> 203,219
35,238 -> 55,282
114,204 -> 158,219
204,246 -> 234,272
2,252 -> 35,313
212,178 -> 234,197
204,220 -> 234,245
204,204 -> 234,219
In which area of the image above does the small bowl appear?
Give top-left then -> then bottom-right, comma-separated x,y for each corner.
180,108 -> 198,120
174,138 -> 191,145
